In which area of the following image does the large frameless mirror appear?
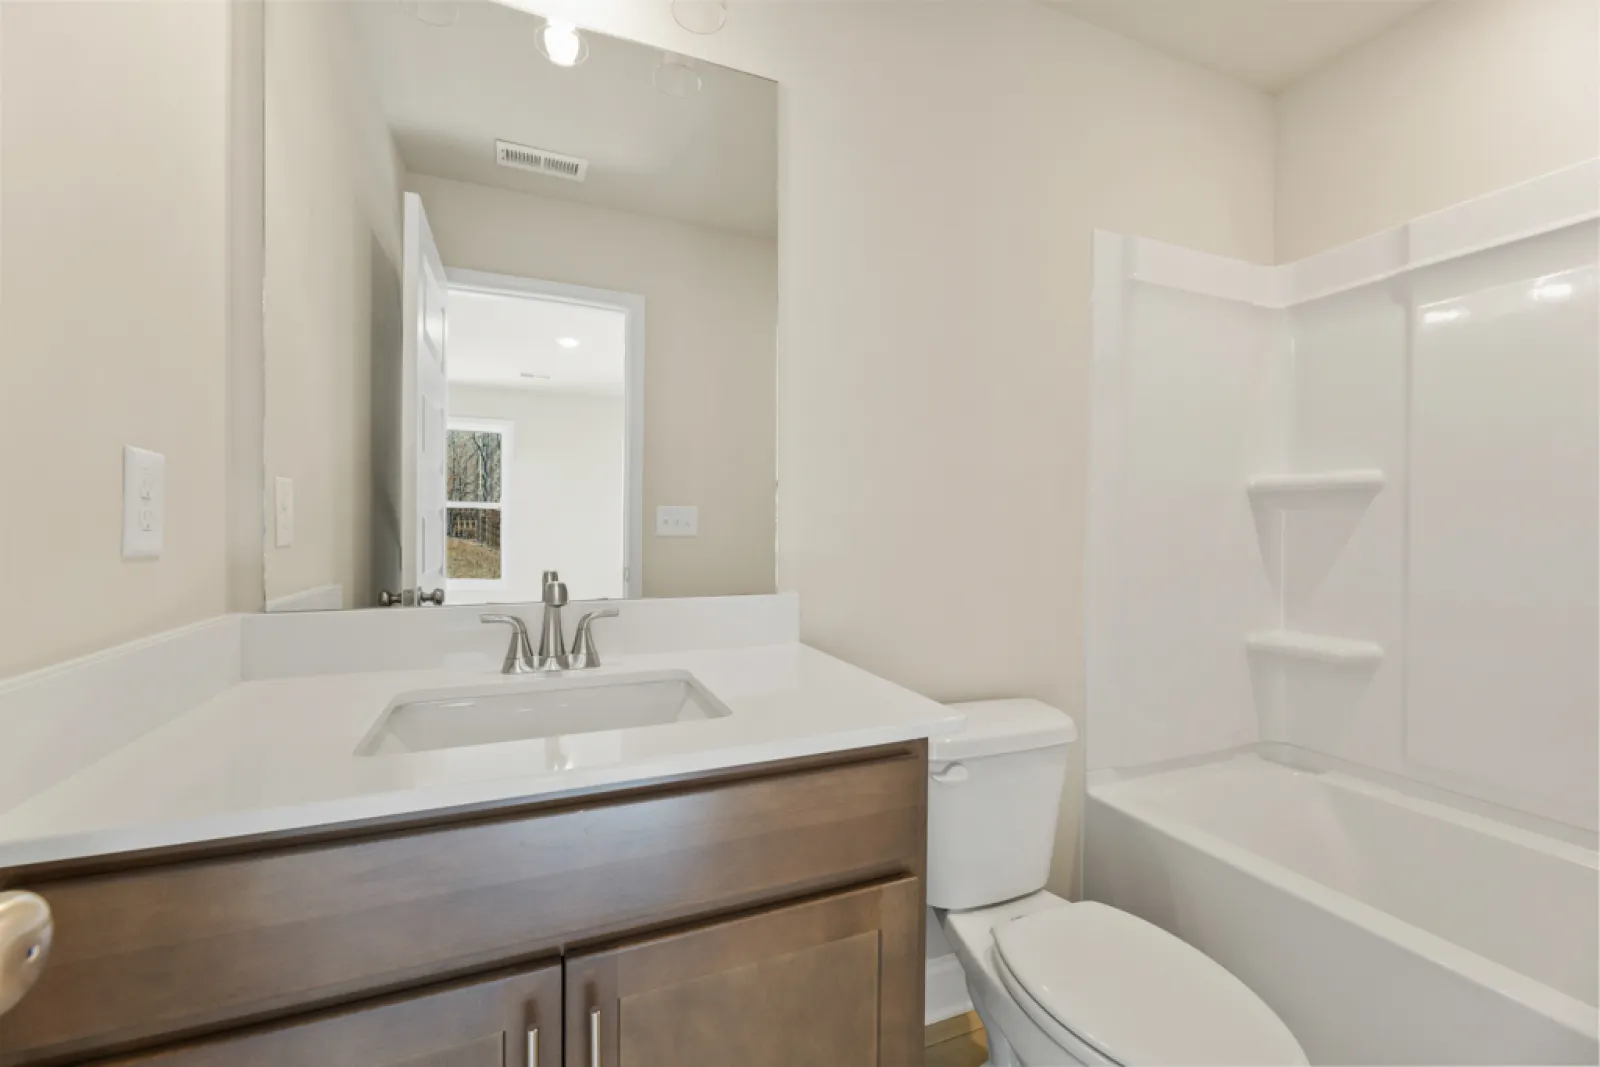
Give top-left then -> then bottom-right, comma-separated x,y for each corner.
263,0 -> 777,610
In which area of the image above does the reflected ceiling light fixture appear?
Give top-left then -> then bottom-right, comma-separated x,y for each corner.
400,1 -> 459,28
1421,306 -> 1467,326
1532,279 -> 1575,303
654,53 -> 703,97
672,0 -> 728,35
538,19 -> 590,67
556,336 -> 581,348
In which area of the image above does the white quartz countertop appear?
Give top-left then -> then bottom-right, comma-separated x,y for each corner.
0,643 -> 962,869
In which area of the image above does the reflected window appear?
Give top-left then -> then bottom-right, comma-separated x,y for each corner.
446,420 -> 512,588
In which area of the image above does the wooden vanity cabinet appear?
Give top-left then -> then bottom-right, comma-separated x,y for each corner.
0,742 -> 927,1067
567,877 -> 922,1067
103,965 -> 563,1067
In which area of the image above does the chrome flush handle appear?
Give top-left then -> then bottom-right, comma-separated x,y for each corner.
0,891 -> 52,1017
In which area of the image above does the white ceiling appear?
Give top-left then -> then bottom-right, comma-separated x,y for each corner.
1054,0 -> 1433,91
447,290 -> 626,393
344,0 -> 778,236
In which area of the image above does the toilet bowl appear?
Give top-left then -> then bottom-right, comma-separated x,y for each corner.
930,700 -> 1306,1067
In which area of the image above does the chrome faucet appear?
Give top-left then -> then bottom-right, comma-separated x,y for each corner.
480,571 -> 618,674
534,571 -> 568,671
567,609 -> 619,669
480,613 -> 537,674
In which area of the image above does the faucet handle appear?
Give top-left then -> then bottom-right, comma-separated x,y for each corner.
568,609 -> 619,670
480,614 -> 534,674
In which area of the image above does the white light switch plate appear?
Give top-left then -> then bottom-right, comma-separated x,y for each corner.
121,446 -> 165,559
274,476 -> 295,548
655,505 -> 698,537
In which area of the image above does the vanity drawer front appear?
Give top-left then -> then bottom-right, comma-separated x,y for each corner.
0,746 -> 926,1067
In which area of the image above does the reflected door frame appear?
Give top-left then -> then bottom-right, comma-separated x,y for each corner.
446,268 -> 646,600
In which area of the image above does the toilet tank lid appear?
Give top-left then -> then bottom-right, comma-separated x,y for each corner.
931,699 -> 1077,761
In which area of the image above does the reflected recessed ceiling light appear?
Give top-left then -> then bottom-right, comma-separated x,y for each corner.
1532,280 -> 1575,303
537,20 -> 588,67
672,0 -> 727,35
556,337 -> 581,348
1421,307 -> 1467,326
655,54 -> 702,98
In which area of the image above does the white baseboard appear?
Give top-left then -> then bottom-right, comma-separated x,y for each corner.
925,953 -> 973,1025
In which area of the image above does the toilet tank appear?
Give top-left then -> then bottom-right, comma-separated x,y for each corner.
927,699 -> 1077,911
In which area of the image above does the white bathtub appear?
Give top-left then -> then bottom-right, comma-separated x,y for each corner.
1085,755 -> 1599,1065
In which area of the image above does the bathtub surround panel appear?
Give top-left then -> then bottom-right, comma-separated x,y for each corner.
1088,240 -> 1284,771
1089,162 -> 1600,836
1272,281 -> 1407,775
1405,225 -> 1600,829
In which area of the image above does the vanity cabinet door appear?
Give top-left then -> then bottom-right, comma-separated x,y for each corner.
565,877 -> 923,1067
104,963 -> 561,1067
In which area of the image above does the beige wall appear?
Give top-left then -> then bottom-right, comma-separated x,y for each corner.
1277,0 -> 1600,262
0,2 -> 231,679
228,0 -> 266,614
263,0 -> 404,610
407,173 -> 779,600
450,385 -> 626,603
508,0 -> 1278,896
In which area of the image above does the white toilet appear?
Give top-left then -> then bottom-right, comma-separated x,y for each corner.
930,700 -> 1307,1067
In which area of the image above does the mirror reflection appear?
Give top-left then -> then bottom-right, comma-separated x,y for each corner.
263,0 -> 777,610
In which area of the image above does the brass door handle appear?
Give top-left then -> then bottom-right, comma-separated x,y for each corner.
0,892 -> 52,1017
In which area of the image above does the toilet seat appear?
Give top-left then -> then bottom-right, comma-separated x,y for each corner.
991,902 -> 1307,1066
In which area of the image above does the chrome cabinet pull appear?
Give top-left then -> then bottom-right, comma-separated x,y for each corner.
589,1007 -> 602,1067
526,1026 -> 538,1067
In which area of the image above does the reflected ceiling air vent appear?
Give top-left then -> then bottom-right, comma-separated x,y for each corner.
495,140 -> 589,182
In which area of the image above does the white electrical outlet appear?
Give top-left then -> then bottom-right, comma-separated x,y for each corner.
275,476 -> 295,547
121,446 -> 165,559
655,505 -> 698,537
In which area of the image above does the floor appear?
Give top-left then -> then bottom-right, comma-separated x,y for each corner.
925,1011 -> 988,1067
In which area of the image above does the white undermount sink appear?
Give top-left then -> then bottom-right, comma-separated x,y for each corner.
356,670 -> 732,756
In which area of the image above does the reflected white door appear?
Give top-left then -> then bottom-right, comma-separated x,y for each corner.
401,192 -> 450,604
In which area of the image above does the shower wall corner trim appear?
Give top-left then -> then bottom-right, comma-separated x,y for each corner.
1096,158 -> 1599,310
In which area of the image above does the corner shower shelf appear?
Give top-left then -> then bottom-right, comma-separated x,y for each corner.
1247,469 -> 1386,505
1246,630 -> 1385,666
